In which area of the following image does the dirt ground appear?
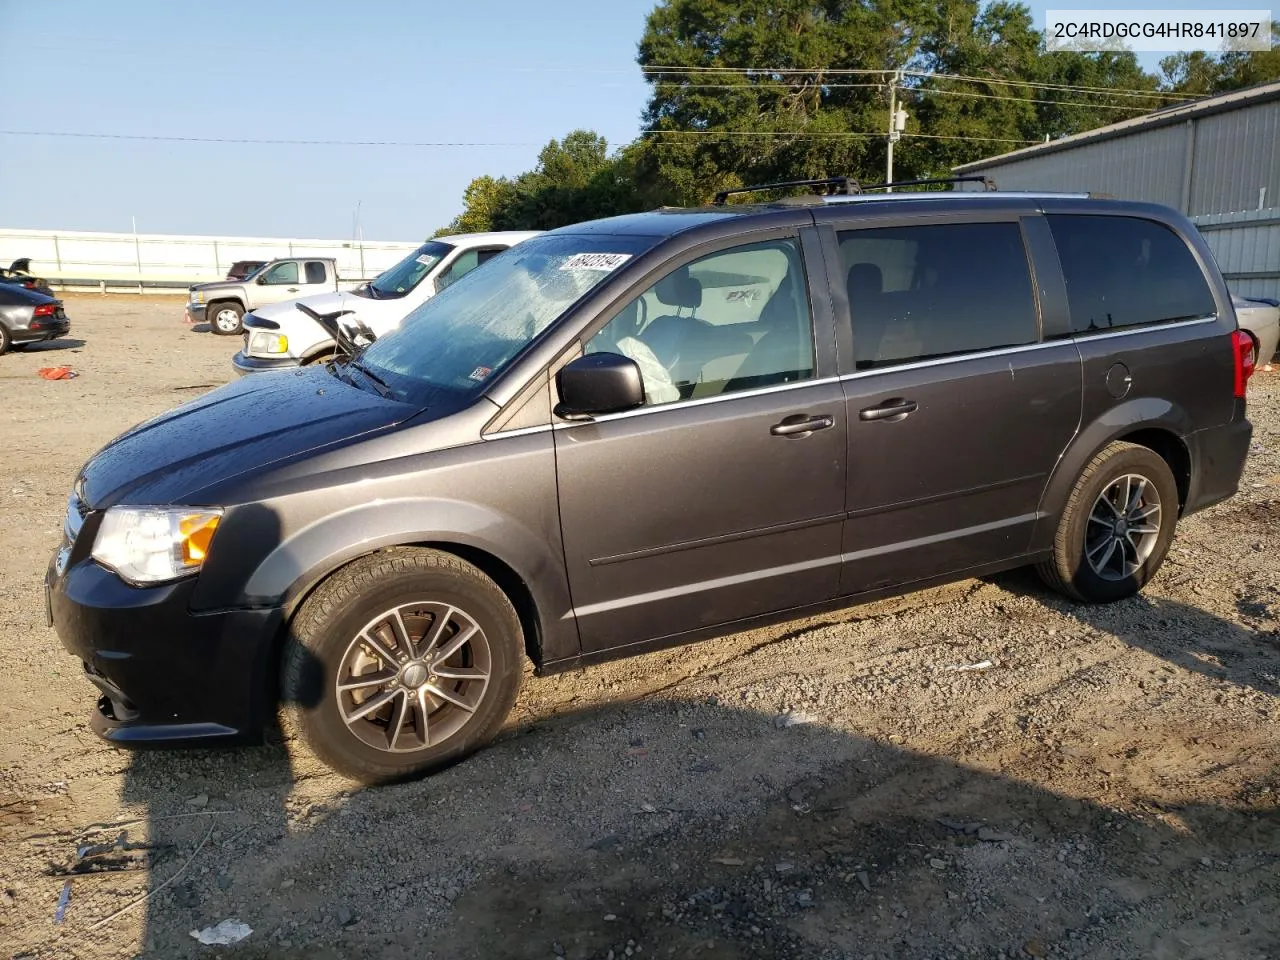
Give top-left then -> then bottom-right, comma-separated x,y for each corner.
0,296 -> 1277,960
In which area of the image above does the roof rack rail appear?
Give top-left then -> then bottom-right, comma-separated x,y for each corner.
858,176 -> 998,193
712,177 -> 861,206
711,174 -> 999,206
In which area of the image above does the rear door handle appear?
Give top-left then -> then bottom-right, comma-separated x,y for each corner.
770,414 -> 834,437
859,398 -> 917,422
287,287 -> 299,293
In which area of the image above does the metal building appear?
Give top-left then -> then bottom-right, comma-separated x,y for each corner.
954,81 -> 1280,300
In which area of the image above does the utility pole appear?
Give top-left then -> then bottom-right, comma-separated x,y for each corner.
886,70 -> 907,191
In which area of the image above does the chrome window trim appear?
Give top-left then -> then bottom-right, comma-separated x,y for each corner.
1065,314 -> 1217,343
490,315 -> 1221,436
552,375 -> 843,428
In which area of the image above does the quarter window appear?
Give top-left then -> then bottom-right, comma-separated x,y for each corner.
585,239 -> 815,405
304,261 -> 327,284
262,261 -> 299,285
838,222 -> 1039,370
1047,215 -> 1216,334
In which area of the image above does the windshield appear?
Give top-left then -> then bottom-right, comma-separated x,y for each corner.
364,241 -> 453,299
355,233 -> 655,406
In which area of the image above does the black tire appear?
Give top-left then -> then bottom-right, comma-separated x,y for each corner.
0,325 -> 11,356
208,301 -> 244,335
280,548 -> 523,784
1037,441 -> 1179,603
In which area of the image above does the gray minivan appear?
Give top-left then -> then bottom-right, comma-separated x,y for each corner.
47,179 -> 1255,782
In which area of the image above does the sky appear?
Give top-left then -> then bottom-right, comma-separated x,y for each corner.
0,0 -> 1230,241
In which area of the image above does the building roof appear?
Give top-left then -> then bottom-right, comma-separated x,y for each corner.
955,80 -> 1280,173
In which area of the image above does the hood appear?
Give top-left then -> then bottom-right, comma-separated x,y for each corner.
253,289 -> 357,319
191,277 -> 245,294
79,368 -> 419,508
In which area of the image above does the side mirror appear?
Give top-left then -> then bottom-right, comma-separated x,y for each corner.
555,353 -> 644,419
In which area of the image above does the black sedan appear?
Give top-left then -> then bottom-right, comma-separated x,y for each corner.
0,284 -> 70,354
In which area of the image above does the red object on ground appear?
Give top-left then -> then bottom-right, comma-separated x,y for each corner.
37,366 -> 78,380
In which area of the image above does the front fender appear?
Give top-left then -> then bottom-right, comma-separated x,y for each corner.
1030,396 -> 1192,553
239,496 -> 578,662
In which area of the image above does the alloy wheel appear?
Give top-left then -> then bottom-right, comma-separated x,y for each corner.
213,308 -> 241,332
1084,473 -> 1162,581
335,601 -> 492,753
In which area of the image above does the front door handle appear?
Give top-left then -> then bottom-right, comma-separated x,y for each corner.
770,414 -> 834,437
859,398 -> 917,422
287,287 -> 300,293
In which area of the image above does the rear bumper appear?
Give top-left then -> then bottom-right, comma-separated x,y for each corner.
12,319 -> 70,343
1183,411 -> 1252,516
231,351 -> 302,377
47,554 -> 282,746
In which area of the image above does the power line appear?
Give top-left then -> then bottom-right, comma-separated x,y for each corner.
901,86 -> 1150,111
644,64 -> 1197,102
640,129 -> 1040,144
904,69 -> 1195,101
0,130 -> 537,147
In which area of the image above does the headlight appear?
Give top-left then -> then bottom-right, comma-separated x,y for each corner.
91,507 -> 222,585
190,291 -> 205,304
249,331 -> 289,355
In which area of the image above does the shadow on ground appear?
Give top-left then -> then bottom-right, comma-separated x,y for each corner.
47,684 -> 1273,959
12,338 -> 87,353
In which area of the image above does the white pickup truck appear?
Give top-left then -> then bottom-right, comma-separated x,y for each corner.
186,257 -> 368,336
230,231 -> 539,376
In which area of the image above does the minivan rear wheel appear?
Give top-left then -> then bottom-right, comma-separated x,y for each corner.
280,548 -> 523,783
1037,441 -> 1178,603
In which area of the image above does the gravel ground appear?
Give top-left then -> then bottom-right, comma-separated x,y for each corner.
1,297 -> 1277,960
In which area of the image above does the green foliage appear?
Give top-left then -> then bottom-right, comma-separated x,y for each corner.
443,6 -> 1280,231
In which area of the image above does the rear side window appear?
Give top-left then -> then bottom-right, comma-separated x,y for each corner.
838,221 -> 1039,370
304,261 -> 327,284
1047,215 -> 1216,335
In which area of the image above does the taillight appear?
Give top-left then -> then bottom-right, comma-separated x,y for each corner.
32,303 -> 57,318
23,281 -> 35,289
1232,329 -> 1256,399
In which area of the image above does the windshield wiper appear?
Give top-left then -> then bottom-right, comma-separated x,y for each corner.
346,358 -> 393,398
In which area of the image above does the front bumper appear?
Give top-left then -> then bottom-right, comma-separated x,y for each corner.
231,350 -> 303,377
12,319 -> 70,343
185,302 -> 207,323
47,551 -> 283,746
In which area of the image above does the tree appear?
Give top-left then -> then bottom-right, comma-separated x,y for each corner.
442,131 -> 646,233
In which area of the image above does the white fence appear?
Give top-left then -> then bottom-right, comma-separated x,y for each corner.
0,227 -> 423,292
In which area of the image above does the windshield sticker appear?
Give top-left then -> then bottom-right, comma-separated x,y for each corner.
468,365 -> 492,382
559,252 -> 632,272
416,254 -> 436,266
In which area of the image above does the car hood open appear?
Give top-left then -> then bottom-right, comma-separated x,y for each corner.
79,368 -> 419,508
253,290 -> 358,320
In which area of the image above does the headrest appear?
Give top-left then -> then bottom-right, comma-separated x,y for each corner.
655,267 -> 702,309
847,262 -> 883,296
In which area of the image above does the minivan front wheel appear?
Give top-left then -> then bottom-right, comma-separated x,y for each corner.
1037,441 -> 1178,603
281,548 -> 523,783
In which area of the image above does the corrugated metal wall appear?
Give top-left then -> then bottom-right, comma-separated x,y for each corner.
963,122 -> 1190,209
1194,208 -> 1280,300
1189,100 -> 1280,216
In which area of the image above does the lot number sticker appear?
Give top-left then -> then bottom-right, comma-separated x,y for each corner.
559,253 -> 632,272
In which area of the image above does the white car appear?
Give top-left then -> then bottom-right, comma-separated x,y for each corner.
1234,294 -> 1279,369
231,231 -> 540,375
